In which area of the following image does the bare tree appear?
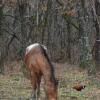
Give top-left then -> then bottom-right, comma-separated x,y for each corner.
77,0 -> 96,74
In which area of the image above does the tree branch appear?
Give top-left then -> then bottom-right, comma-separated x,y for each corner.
56,0 -> 64,6
2,28 -> 20,42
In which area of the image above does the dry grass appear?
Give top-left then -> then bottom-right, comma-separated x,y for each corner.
0,63 -> 100,100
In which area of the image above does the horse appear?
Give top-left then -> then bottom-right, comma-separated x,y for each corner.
24,43 -> 57,100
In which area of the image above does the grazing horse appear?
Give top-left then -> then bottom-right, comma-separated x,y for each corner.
24,43 -> 57,100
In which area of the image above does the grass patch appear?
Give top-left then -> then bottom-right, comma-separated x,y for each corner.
0,63 -> 100,100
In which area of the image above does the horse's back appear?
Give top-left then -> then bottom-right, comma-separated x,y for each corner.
24,43 -> 47,73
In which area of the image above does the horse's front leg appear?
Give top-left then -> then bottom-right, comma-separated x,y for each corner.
37,75 -> 41,98
31,78 -> 41,100
31,83 -> 40,100
31,89 -> 37,100
35,76 -> 41,100
30,75 -> 37,100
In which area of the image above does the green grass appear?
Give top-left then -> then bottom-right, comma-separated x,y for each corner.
0,63 -> 100,100
0,73 -> 31,100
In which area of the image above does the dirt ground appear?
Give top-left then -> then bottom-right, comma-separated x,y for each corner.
0,62 -> 100,100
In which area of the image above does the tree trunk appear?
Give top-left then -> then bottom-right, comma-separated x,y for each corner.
78,0 -> 96,74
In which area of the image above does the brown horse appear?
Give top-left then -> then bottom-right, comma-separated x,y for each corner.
24,43 -> 57,100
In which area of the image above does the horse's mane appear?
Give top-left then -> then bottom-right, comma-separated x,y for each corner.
40,44 -> 55,76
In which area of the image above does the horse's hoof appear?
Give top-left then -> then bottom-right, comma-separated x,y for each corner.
30,97 -> 36,100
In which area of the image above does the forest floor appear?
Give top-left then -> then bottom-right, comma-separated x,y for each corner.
0,62 -> 100,100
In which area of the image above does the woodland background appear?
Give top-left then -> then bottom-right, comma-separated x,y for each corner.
0,0 -> 100,100
0,0 -> 100,74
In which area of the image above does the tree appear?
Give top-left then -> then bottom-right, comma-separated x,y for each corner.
78,0 -> 96,74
